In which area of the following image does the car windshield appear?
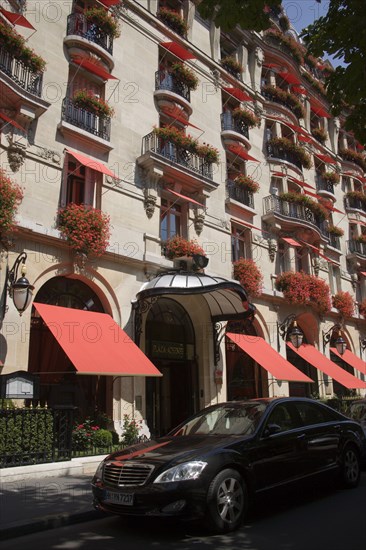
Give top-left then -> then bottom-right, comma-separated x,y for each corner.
172,403 -> 268,436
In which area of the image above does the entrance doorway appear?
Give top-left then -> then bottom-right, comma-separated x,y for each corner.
145,298 -> 198,437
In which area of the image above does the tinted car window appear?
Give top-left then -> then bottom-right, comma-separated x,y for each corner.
266,403 -> 298,432
295,402 -> 337,425
172,403 -> 267,436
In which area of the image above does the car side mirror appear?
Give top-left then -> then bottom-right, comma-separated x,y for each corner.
263,423 -> 281,437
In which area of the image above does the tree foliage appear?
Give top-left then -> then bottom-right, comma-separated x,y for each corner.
196,0 -> 282,32
301,0 -> 366,145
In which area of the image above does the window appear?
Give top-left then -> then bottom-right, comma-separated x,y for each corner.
231,225 -> 252,261
62,156 -> 100,207
266,404 -> 298,432
277,241 -> 289,274
295,246 -> 310,273
160,197 -> 187,241
295,402 -> 338,425
329,264 -> 341,295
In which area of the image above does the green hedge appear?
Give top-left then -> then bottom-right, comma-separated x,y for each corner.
0,408 -> 54,465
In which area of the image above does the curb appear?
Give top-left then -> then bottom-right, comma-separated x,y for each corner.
1,509 -> 106,541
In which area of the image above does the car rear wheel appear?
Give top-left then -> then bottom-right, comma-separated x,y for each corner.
340,445 -> 361,488
205,469 -> 247,533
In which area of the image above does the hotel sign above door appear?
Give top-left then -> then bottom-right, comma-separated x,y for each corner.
151,341 -> 185,360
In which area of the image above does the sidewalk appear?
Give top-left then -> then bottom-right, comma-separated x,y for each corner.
0,456 -> 108,540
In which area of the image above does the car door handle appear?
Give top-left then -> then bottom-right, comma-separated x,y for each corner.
296,433 -> 306,440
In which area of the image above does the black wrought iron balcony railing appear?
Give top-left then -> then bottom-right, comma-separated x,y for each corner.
142,131 -> 213,179
347,239 -> 366,257
155,70 -> 190,102
66,13 -> 113,55
0,47 -> 43,97
266,142 -> 303,171
344,196 -> 366,213
221,112 -> 249,139
226,180 -> 254,208
61,97 -> 111,141
316,175 -> 335,195
263,194 -> 328,235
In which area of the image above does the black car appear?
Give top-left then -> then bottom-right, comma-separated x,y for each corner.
92,397 -> 366,533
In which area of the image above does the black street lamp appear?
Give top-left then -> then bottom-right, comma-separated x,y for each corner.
1,252 -> 34,318
277,314 -> 304,351
322,324 -> 347,356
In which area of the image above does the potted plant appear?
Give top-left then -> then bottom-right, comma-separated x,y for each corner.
233,174 -> 260,193
261,85 -> 305,119
275,271 -> 331,315
279,14 -> 290,32
279,192 -> 329,220
268,137 -> 312,169
220,56 -> 243,76
264,28 -> 305,65
72,90 -> 115,117
0,169 -> 23,237
233,258 -> 263,297
0,21 -> 46,73
356,234 -> 366,243
84,7 -> 121,39
302,71 -> 327,97
332,291 -> 354,318
170,62 -> 199,90
323,172 -> 340,185
328,224 -> 344,237
345,191 -> 366,207
158,7 -> 188,37
232,107 -> 260,128
339,148 -> 366,172
57,203 -> 111,257
359,299 -> 366,318
311,127 -> 328,144
164,235 -> 206,260
195,143 -> 220,163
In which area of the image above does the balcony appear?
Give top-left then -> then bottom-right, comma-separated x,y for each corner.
266,141 -> 303,172
328,234 -> 341,250
344,195 -> 366,214
226,180 -> 254,208
220,112 -> 251,150
263,194 -> 327,236
315,174 -> 335,199
0,47 -> 43,97
137,132 -> 217,192
261,86 -> 305,120
60,97 -> 111,141
65,13 -> 113,57
347,239 -> 366,258
155,69 -> 190,102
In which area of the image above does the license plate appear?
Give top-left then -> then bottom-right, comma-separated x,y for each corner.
104,490 -> 134,506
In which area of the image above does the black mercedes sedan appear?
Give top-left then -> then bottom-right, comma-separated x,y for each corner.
92,397 -> 366,533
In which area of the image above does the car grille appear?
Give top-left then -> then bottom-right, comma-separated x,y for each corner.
103,462 -> 154,487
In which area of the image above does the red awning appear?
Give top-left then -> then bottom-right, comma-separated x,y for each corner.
0,111 -> 26,132
0,7 -> 35,29
315,153 -> 337,164
161,106 -> 201,130
328,205 -> 344,215
278,71 -> 301,85
360,271 -> 366,277
286,122 -> 306,134
263,63 -> 281,69
300,241 -> 338,265
272,171 -> 287,178
33,303 -> 162,377
282,237 -> 302,247
287,343 -> 366,389
227,334 -> 312,382
160,42 -> 196,60
222,87 -> 253,102
330,348 -> 366,376
231,218 -> 269,234
99,0 -> 120,6
227,144 -> 259,162
310,101 -> 331,118
291,85 -> 308,96
298,134 -> 314,144
71,55 -> 117,80
66,149 -> 118,179
167,189 -> 205,207
304,189 -> 321,199
288,176 -> 314,189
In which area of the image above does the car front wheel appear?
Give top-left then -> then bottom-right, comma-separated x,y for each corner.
340,445 -> 361,488
205,468 -> 247,533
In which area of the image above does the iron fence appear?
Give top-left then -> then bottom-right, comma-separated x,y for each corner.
0,47 -> 43,97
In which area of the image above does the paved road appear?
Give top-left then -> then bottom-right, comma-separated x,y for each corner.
2,473 -> 366,550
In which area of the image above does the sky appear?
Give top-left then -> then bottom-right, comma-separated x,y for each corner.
282,0 -> 330,35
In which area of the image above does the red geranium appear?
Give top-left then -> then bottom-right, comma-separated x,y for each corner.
164,235 -> 205,259
332,291 -> 354,318
0,169 -> 23,235
276,271 -> 331,315
233,258 -> 263,297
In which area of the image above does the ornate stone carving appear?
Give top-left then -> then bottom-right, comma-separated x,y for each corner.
268,238 -> 277,262
142,167 -> 163,218
144,192 -> 157,219
7,143 -> 26,172
194,211 -> 205,235
255,47 -> 264,67
74,251 -> 88,271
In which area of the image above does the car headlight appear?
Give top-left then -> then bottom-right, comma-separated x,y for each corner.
153,461 -> 207,483
94,460 -> 105,479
